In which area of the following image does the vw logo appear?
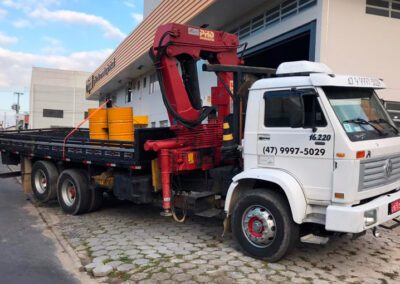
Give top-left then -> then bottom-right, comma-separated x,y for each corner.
385,159 -> 393,178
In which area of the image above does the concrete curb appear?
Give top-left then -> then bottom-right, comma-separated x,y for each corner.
34,205 -> 84,271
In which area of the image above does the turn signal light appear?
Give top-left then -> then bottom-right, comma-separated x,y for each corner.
356,151 -> 366,159
336,152 -> 345,158
334,192 -> 345,199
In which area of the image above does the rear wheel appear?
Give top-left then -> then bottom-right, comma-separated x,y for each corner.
231,189 -> 299,262
57,169 -> 90,215
88,187 -> 104,213
78,170 -> 103,213
31,160 -> 59,203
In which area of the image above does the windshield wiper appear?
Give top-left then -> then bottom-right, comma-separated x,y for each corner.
369,118 -> 399,134
343,118 -> 387,136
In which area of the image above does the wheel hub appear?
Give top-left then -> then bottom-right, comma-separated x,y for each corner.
242,206 -> 276,248
250,219 -> 263,235
68,186 -> 76,199
61,180 -> 77,207
34,169 -> 47,194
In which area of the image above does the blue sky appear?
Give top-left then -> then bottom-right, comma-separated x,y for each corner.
0,0 -> 144,122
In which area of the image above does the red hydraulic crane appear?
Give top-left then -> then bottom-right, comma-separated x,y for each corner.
144,23 -> 243,215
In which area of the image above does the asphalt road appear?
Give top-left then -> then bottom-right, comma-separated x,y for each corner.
0,164 -> 79,284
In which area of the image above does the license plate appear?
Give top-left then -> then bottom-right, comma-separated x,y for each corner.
389,199 -> 400,215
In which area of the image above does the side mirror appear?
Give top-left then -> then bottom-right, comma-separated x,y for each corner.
286,95 -> 304,128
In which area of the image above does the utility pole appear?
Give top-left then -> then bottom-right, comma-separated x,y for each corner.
13,92 -> 23,129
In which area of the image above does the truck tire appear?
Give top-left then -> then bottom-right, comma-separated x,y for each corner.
231,189 -> 299,262
31,160 -> 59,203
88,187 -> 103,213
77,170 -> 103,213
57,169 -> 90,215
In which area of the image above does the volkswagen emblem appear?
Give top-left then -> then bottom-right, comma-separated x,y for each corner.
385,159 -> 393,178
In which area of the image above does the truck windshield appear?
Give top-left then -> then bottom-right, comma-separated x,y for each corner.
323,87 -> 399,141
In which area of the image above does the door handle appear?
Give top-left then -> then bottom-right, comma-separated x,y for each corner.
258,136 -> 270,141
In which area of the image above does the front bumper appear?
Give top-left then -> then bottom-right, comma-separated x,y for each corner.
325,190 -> 400,233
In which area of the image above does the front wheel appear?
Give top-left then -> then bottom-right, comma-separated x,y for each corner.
231,189 -> 299,262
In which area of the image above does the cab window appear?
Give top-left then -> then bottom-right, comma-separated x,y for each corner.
264,89 -> 327,128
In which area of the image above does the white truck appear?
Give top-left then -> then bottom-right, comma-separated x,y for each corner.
1,59 -> 399,263
224,61 -> 400,261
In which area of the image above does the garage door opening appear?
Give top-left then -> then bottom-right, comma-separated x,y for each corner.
243,22 -> 316,69
245,32 -> 311,68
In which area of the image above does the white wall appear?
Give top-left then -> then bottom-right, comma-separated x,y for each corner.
112,73 -> 171,127
319,0 -> 400,100
30,67 -> 98,129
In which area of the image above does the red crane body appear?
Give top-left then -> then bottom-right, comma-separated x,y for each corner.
144,23 -> 242,214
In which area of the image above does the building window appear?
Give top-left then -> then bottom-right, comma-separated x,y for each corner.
366,0 -> 400,19
159,120 -> 169,127
136,80 -> 140,91
251,14 -> 264,33
126,81 -> 133,103
149,73 -> 158,94
143,76 -> 147,89
43,109 -> 64,118
232,0 -> 317,40
126,88 -> 132,103
281,0 -> 297,19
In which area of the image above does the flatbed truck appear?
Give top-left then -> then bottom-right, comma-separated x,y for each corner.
1,23 -> 400,262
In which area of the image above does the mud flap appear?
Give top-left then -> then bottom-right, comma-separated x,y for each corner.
222,215 -> 231,238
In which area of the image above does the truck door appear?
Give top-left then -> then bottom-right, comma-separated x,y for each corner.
257,88 -> 335,201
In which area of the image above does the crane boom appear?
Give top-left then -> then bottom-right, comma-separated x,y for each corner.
150,23 -> 242,127
145,23 -> 243,215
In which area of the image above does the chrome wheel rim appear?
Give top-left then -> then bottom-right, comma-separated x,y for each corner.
242,205 -> 276,248
61,179 -> 77,207
34,169 -> 47,194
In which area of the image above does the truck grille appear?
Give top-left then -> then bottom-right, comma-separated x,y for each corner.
359,154 -> 400,191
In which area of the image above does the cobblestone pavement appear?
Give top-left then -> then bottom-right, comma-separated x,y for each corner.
37,198 -> 400,284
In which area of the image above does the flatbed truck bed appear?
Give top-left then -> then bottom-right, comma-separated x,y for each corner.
0,127 -> 174,169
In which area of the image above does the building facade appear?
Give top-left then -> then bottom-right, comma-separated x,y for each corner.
86,0 -> 400,127
30,67 -> 98,129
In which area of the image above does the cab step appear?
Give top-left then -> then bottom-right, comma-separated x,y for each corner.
300,234 -> 329,245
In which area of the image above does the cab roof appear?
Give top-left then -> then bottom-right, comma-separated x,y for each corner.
251,61 -> 385,90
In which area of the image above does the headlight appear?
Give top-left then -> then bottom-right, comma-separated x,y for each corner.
364,209 -> 377,227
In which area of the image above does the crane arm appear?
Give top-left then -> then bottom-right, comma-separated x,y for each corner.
150,23 -> 242,128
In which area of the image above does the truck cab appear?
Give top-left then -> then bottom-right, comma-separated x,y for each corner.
225,61 -> 400,261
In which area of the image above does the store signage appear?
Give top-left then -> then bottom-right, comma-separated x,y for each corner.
86,58 -> 116,93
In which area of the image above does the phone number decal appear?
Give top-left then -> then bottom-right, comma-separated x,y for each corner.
263,146 -> 326,156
